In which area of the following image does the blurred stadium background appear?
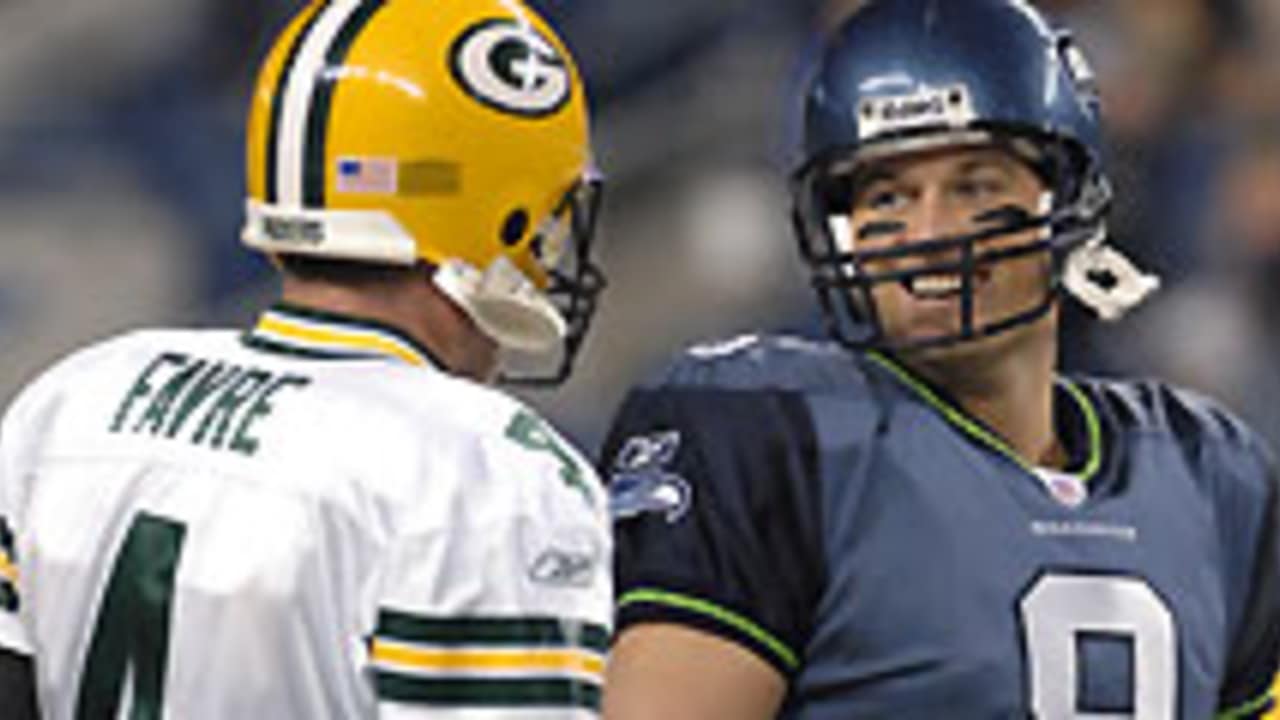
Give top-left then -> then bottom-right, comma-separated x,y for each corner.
1,0 -> 1278,455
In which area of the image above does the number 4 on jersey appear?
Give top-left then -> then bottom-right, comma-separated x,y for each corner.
76,513 -> 187,720
505,409 -> 594,505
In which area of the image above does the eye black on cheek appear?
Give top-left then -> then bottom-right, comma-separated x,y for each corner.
972,204 -> 1033,226
857,220 -> 906,240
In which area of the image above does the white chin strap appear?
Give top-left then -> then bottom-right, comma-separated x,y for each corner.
1062,231 -> 1161,321
433,256 -> 566,352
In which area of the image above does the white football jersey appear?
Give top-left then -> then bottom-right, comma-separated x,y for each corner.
0,304 -> 612,719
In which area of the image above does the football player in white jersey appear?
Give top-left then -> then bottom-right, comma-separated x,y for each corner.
0,1 -> 610,718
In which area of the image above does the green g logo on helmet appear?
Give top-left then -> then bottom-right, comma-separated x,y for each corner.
450,19 -> 571,118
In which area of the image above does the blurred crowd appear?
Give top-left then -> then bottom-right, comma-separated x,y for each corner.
1050,0 -> 1280,446
0,0 -> 1277,451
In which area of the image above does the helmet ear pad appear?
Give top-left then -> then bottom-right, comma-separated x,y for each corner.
241,0 -> 606,384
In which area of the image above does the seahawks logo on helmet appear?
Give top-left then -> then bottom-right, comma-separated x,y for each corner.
450,19 -> 571,118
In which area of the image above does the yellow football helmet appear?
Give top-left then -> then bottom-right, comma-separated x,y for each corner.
242,0 -> 604,383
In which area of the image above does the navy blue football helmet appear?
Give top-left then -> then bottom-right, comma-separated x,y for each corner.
792,0 -> 1156,351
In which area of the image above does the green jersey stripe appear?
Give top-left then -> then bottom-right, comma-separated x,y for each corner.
374,673 -> 601,710
240,334 -> 368,361
867,352 -> 1105,483
0,579 -> 17,613
0,516 -> 14,556
618,588 -> 799,670
1216,692 -> 1273,720
375,611 -> 609,652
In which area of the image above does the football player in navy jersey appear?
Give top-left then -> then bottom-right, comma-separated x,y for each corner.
600,0 -> 1280,717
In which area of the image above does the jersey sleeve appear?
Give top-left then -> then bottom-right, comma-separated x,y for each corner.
0,502 -> 26,657
366,409 -> 612,718
0,373 -> 50,658
1218,443 -> 1280,718
0,334 -> 137,659
602,386 -> 826,677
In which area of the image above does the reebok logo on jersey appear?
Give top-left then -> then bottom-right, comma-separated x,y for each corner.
521,524 -> 603,588
529,548 -> 598,587
608,431 -> 692,524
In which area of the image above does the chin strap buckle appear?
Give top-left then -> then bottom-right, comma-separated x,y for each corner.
1063,238 -> 1161,321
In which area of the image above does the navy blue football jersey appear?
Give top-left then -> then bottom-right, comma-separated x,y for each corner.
602,335 -> 1280,719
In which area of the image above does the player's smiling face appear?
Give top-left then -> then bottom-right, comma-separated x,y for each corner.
840,144 -> 1053,353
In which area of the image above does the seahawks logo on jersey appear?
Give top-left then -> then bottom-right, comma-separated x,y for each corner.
450,19 -> 571,117
609,430 -> 692,523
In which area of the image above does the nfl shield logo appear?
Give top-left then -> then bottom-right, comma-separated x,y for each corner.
1046,474 -> 1087,508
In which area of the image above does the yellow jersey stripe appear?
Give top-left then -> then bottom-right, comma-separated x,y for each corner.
0,553 -> 17,585
371,640 -> 605,677
257,315 -> 426,367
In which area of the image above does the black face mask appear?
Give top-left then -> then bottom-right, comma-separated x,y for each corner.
791,137 -> 1109,352
499,176 -> 607,387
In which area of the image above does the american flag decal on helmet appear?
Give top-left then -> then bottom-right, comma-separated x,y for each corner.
336,157 -> 399,195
